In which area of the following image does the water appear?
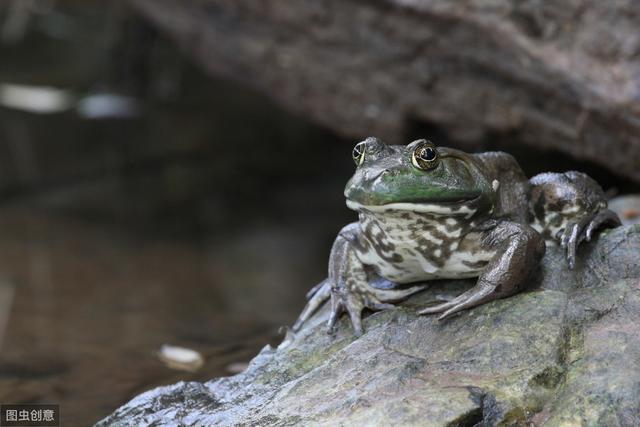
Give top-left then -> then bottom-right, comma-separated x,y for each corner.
0,209 -> 349,425
0,3 -> 354,424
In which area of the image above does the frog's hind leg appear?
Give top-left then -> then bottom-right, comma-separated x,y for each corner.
292,222 -> 425,335
529,171 -> 621,269
419,221 -> 545,319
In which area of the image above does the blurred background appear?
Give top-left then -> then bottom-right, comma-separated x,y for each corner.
0,0 -> 638,425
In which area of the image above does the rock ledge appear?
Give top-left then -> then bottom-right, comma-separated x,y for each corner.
98,225 -> 640,426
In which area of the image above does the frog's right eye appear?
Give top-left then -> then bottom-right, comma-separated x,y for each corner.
352,141 -> 366,166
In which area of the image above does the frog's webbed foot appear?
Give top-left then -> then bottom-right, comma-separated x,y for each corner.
559,208 -> 621,269
419,221 -> 545,320
293,266 -> 424,336
327,280 -> 425,337
292,222 -> 425,336
419,282 -> 499,320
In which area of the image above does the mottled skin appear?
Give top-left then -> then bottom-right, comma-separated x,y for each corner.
293,137 -> 621,336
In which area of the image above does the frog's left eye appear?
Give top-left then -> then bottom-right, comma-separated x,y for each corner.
352,141 -> 366,166
412,142 -> 438,170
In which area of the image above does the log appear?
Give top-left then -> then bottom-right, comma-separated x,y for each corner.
129,0 -> 640,183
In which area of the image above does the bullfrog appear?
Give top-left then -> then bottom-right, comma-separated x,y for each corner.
292,137 -> 621,336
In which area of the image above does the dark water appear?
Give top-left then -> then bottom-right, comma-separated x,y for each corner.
0,3 -> 355,424
0,209 -> 346,425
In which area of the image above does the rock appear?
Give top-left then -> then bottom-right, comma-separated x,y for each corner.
97,225 -> 640,426
128,0 -> 640,183
610,195 -> 640,226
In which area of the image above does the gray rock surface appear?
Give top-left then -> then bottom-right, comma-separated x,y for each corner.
610,195 -> 640,226
129,0 -> 640,183
98,225 -> 640,426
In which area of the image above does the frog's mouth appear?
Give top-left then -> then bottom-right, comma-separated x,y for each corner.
345,195 -> 482,215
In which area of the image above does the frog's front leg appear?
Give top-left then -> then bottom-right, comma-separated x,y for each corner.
293,223 -> 425,336
419,221 -> 545,319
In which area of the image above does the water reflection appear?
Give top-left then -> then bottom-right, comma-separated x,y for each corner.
0,210 -> 344,424
0,2 -> 352,424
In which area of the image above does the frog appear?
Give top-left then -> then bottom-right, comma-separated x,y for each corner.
292,137 -> 621,336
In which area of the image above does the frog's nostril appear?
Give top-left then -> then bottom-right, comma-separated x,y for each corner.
365,168 -> 394,181
370,170 -> 388,180
363,170 -> 377,179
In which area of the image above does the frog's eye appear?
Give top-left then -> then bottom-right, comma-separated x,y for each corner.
352,141 -> 366,166
412,142 -> 438,170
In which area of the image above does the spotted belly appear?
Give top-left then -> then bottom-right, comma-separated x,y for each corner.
355,213 -> 496,284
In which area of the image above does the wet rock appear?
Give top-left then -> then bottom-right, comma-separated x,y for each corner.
98,225 -> 640,426
610,195 -> 640,226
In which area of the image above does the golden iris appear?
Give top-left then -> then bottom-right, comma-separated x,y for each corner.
412,141 -> 438,170
352,141 -> 366,166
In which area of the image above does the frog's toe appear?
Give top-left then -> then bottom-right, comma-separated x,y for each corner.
347,308 -> 364,337
561,223 -> 583,270
328,283 -> 425,336
418,284 -> 494,319
371,285 -> 426,302
292,280 -> 332,332
305,281 -> 323,300
369,302 -> 395,310
584,209 -> 621,241
559,209 -> 621,269
326,290 -> 365,336
418,301 -> 453,316
560,217 -> 593,269
326,294 -> 344,335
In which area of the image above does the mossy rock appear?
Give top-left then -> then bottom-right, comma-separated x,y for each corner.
97,226 -> 640,426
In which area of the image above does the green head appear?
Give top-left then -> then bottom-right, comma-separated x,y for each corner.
344,137 -> 496,212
